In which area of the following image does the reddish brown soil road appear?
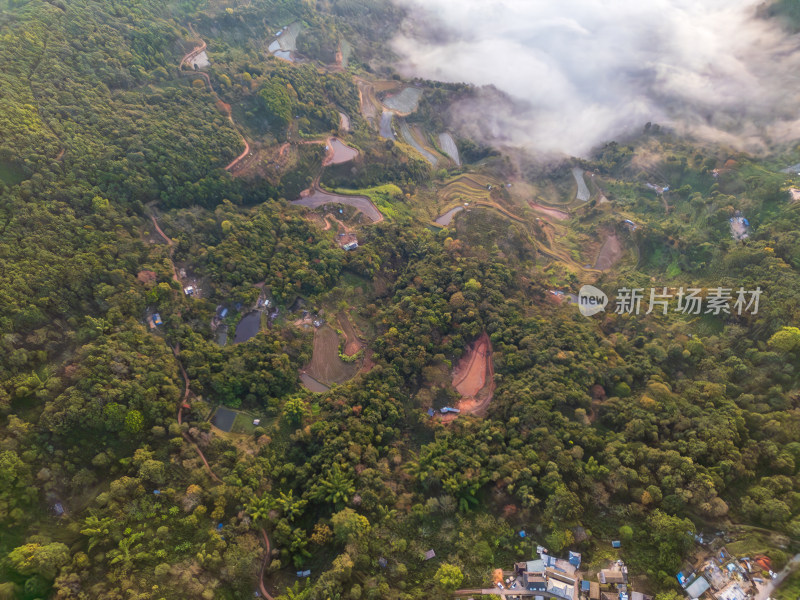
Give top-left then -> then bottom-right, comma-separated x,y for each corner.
149,214 -> 181,285
179,31 -> 250,173
259,528 -> 276,600
173,344 -> 222,483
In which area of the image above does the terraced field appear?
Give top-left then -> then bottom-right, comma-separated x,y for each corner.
268,21 -> 303,60
379,111 -> 394,140
382,87 -> 423,114
438,133 -> 460,166
439,174 -> 497,206
398,120 -> 438,166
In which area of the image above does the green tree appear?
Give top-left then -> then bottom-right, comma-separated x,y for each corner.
331,508 -> 370,543
768,326 -> 800,353
282,396 -> 308,426
434,563 -> 464,590
310,464 -> 355,509
124,409 -> 145,434
8,542 -> 70,579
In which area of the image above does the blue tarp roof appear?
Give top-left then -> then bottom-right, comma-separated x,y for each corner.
582,581 -> 591,591
612,540 -> 621,548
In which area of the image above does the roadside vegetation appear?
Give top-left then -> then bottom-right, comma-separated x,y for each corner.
0,0 -> 798,599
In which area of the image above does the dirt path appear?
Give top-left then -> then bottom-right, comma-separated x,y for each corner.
150,214 -> 174,246
179,30 -> 251,173
149,213 -> 182,285
173,344 -> 222,483
259,529 -> 276,600
173,345 -> 278,595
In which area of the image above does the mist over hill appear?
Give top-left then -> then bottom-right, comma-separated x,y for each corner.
391,0 -> 800,156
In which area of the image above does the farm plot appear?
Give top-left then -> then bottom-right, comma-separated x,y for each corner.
439,175 -> 493,205
189,50 -> 210,69
268,21 -> 303,60
435,206 -> 464,226
340,38 -> 352,68
292,188 -> 383,222
398,120 -> 438,166
382,86 -> 423,114
572,167 -> 590,201
438,133 -> 460,166
304,325 -> 359,386
337,311 -> 364,357
529,201 -> 569,221
594,233 -> 624,271
379,111 -> 395,140
324,137 -> 358,166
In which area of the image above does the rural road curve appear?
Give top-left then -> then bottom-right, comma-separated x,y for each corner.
753,553 -> 800,600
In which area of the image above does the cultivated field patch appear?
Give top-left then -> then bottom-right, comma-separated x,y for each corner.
304,324 -> 359,386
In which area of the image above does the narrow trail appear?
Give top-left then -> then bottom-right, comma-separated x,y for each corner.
259,528 -> 276,600
150,214 -> 174,247
149,213 -> 182,285
173,344 -> 222,484
179,29 -> 251,173
173,341 -> 275,598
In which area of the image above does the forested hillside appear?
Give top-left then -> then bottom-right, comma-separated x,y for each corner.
0,1 -> 798,600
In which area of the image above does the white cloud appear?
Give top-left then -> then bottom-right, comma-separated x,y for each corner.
390,0 -> 800,156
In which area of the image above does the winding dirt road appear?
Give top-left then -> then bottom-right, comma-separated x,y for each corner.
180,31 -> 251,173
172,342 -> 275,597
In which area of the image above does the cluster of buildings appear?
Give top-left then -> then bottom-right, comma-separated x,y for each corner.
677,548 -> 774,600
490,547 -> 649,600
476,533 -> 781,600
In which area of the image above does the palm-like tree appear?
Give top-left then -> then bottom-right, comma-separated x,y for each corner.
276,490 -> 307,522
245,495 -> 273,526
107,532 -> 146,574
309,463 -> 355,509
80,514 -> 116,553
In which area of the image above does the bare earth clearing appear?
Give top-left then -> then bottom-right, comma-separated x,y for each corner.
304,324 -> 359,386
594,233 -> 624,271
338,310 -> 364,357
441,332 -> 495,422
528,201 -> 569,221
292,187 -> 383,223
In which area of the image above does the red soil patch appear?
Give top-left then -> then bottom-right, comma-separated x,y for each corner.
442,332 -> 495,421
453,333 -> 490,396
137,270 -> 157,284
215,98 -> 232,118
528,201 -> 569,221
338,310 -> 364,357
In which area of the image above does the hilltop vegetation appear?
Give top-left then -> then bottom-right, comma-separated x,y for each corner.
0,1 -> 799,599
